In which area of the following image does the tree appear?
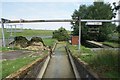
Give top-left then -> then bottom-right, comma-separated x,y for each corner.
71,2 -> 116,42
112,2 -> 120,33
52,27 -> 69,41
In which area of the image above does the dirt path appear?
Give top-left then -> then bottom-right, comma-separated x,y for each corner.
42,42 -> 75,79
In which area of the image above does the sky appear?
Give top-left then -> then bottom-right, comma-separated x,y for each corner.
0,0 -> 119,30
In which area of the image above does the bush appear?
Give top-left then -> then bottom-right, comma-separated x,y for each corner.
52,27 -> 69,41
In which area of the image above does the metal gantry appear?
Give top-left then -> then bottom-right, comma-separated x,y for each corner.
1,18 -> 120,51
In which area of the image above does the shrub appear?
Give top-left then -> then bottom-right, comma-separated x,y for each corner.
52,27 -> 69,41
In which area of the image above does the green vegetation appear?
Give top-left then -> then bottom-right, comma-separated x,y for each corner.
43,38 -> 57,47
0,47 -> 19,52
1,28 -> 71,39
117,25 -> 120,33
88,50 -> 119,78
68,44 -> 119,78
102,41 -> 119,48
52,27 -> 69,41
68,44 -> 93,57
0,29 -> 53,38
0,47 -> 11,52
1,38 -> 57,79
1,55 -> 42,79
71,2 -> 117,42
113,2 -> 120,33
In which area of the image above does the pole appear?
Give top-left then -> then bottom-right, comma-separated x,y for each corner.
78,17 -> 81,52
1,18 -> 6,47
10,25 -> 13,36
118,1 -> 120,25
14,25 -> 16,37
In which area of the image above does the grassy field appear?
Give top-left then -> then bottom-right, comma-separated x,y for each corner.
43,38 -> 57,47
68,44 -> 119,79
0,47 -> 20,52
1,55 -> 42,79
0,29 -> 53,38
0,28 -> 71,38
102,41 -> 119,48
67,43 -> 93,56
1,49 -> 49,79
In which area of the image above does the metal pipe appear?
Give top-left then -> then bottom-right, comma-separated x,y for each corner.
118,1 -> 120,25
0,19 -> 120,23
81,19 -> 120,22
78,17 -> 81,53
10,25 -> 13,36
1,18 -> 6,47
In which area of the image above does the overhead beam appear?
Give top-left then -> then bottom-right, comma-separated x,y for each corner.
81,19 -> 120,22
0,19 -> 120,23
0,19 -> 73,23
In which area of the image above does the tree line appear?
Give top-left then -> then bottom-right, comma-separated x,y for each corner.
53,1 -> 119,42
71,2 -> 118,42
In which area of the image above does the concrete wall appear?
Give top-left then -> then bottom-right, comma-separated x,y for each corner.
65,46 -> 100,80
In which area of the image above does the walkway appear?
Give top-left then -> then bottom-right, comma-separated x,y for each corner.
42,42 -> 75,79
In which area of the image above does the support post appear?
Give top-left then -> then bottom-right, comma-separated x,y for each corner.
118,1 -> 120,25
10,25 -> 13,37
78,16 -> 81,53
14,25 -> 16,37
1,18 -> 6,47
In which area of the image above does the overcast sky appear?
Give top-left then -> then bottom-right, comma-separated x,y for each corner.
1,0 -> 119,30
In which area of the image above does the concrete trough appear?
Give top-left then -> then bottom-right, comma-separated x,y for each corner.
65,46 -> 100,80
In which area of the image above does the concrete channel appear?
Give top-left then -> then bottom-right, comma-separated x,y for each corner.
41,42 -> 76,79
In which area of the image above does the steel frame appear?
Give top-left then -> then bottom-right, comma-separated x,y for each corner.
1,18 -> 120,51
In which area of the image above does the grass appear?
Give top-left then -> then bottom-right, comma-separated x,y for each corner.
68,44 -> 119,79
0,29 -> 53,38
1,38 -> 56,79
68,44 -> 93,57
88,50 -> 119,78
104,71 -> 119,79
0,28 -> 71,38
43,38 -> 57,47
0,47 -> 10,52
0,47 -> 20,52
102,41 -> 119,48
0,28 -> 58,79
1,55 -> 42,79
